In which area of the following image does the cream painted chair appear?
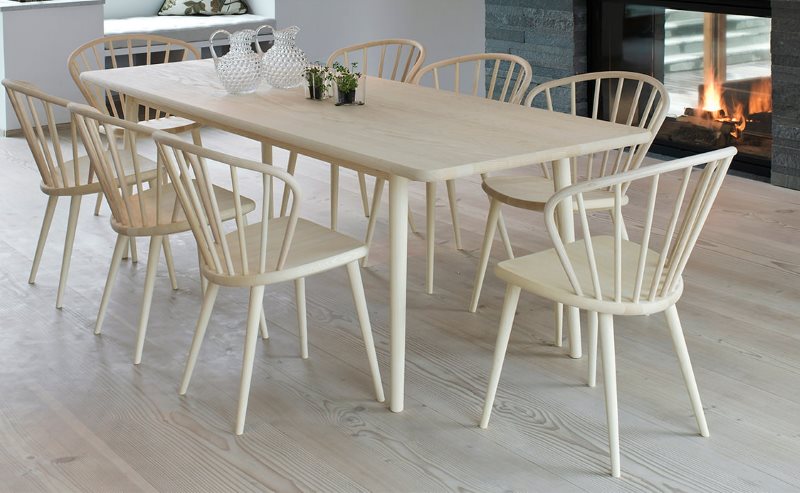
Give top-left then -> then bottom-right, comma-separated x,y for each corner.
70,102 -> 256,364
378,53 -> 532,293
480,147 -> 737,477
154,131 -> 384,435
2,79 -> 158,309
68,34 -> 204,221
469,72 -> 670,352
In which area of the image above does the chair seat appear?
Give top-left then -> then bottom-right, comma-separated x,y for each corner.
104,115 -> 200,136
482,175 -> 628,211
41,152 -> 158,196
495,236 -> 682,316
204,217 -> 368,287
113,181 -> 255,237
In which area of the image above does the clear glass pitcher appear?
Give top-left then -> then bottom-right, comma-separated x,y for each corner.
210,25 -> 270,94
262,26 -> 308,89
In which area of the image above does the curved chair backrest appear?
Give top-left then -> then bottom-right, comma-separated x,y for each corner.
69,102 -> 162,231
326,39 -> 426,83
154,131 -> 302,280
544,146 -> 736,311
2,79 -> 89,193
411,53 -> 533,104
68,34 -> 201,121
526,71 -> 670,183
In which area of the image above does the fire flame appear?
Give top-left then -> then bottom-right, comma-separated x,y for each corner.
749,78 -> 772,114
700,68 -> 772,139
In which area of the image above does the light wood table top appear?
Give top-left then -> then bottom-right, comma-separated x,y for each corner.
81,59 -> 651,182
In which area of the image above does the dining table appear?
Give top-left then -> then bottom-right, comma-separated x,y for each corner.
82,58 -> 652,413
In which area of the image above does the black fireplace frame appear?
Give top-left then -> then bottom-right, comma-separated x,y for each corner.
587,0 -> 773,177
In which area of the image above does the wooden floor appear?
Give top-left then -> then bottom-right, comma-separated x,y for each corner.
1,128 -> 799,492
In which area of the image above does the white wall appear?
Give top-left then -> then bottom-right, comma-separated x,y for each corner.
275,0 -> 485,72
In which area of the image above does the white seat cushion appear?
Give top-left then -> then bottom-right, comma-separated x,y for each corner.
104,15 -> 275,45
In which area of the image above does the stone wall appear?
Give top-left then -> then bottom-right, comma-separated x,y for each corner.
771,0 -> 800,189
485,0 -> 587,111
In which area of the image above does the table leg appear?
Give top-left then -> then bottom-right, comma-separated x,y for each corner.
552,158 -> 582,359
389,175 -> 409,412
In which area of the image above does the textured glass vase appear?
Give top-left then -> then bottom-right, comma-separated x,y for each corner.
210,26 -> 270,94
262,26 -> 308,89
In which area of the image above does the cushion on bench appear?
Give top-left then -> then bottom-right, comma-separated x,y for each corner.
104,14 -> 275,45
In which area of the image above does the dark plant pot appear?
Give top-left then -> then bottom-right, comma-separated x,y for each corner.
308,83 -> 325,100
337,89 -> 356,105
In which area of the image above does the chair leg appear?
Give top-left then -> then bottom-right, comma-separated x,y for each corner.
554,303 -> 564,347
179,282 -> 219,395
445,179 -> 463,250
259,309 -> 269,339
358,172 -> 370,217
235,285 -> 265,435
295,278 -> 308,359
496,210 -> 514,259
362,177 -> 385,267
129,237 -> 139,264
95,234 -> 127,335
330,164 -> 339,230
346,261 -> 385,402
469,198 -> 502,313
425,182 -> 436,294
407,208 -> 417,234
587,310 -> 598,387
55,195 -> 82,309
280,151 -> 298,217
93,191 -> 103,216
665,304 -> 710,437
29,195 -> 58,284
599,313 -> 621,477
133,235 -> 163,365
480,284 -> 522,429
162,235 -> 178,290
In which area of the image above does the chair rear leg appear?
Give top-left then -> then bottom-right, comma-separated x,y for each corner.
95,234 -> 127,335
29,195 -> 58,284
554,303 -> 563,347
56,195 -> 82,309
496,210 -> 514,259
587,311 -> 598,387
133,235 -> 163,365
179,283 -> 219,395
346,261 -> 385,402
445,179 -> 463,250
280,151 -> 298,217
330,164 -> 339,230
93,191 -> 103,216
599,313 -> 621,477
362,177 -> 386,266
358,172 -> 370,217
295,278 -> 308,359
235,285 -> 266,435
162,235 -> 178,290
480,284 -> 522,429
425,182 -> 436,294
469,198 -> 502,313
665,304 -> 710,437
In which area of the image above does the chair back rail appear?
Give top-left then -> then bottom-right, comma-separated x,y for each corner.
326,39 -> 426,83
411,53 -> 533,104
543,146 -> 736,307
3,80 -> 88,192
154,132 -> 302,279
526,71 -> 669,184
68,35 -> 201,121
69,102 -> 164,231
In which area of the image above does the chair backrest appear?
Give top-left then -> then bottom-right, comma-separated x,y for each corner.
154,131 -> 301,279
69,102 -> 164,231
544,147 -> 736,310
2,79 -> 89,193
526,71 -> 669,183
68,35 -> 201,121
411,53 -> 533,104
326,39 -> 426,83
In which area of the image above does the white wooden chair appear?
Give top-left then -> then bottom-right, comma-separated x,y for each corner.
70,102 -> 256,364
480,147 -> 737,477
2,80 -> 158,308
469,72 -> 670,352
154,131 -> 384,435
373,53 -> 532,293
68,34 -> 204,219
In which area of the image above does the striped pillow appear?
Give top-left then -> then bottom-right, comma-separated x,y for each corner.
158,0 -> 248,15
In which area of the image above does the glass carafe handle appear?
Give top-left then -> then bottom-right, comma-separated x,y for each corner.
254,25 -> 273,55
209,30 -> 231,61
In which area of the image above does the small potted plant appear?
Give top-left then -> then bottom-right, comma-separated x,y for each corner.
331,61 -> 365,106
304,64 -> 330,100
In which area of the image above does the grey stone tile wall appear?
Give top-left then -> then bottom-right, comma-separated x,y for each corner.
771,0 -> 800,189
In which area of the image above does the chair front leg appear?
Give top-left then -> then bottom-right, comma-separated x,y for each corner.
29,195 -> 58,284
469,198 -> 502,313
295,278 -> 308,359
56,195 -> 82,309
480,284 -> 522,429
599,313 -> 621,477
235,285 -> 266,435
445,179 -> 463,250
330,164 -> 340,230
346,261 -> 385,402
587,310 -> 598,387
